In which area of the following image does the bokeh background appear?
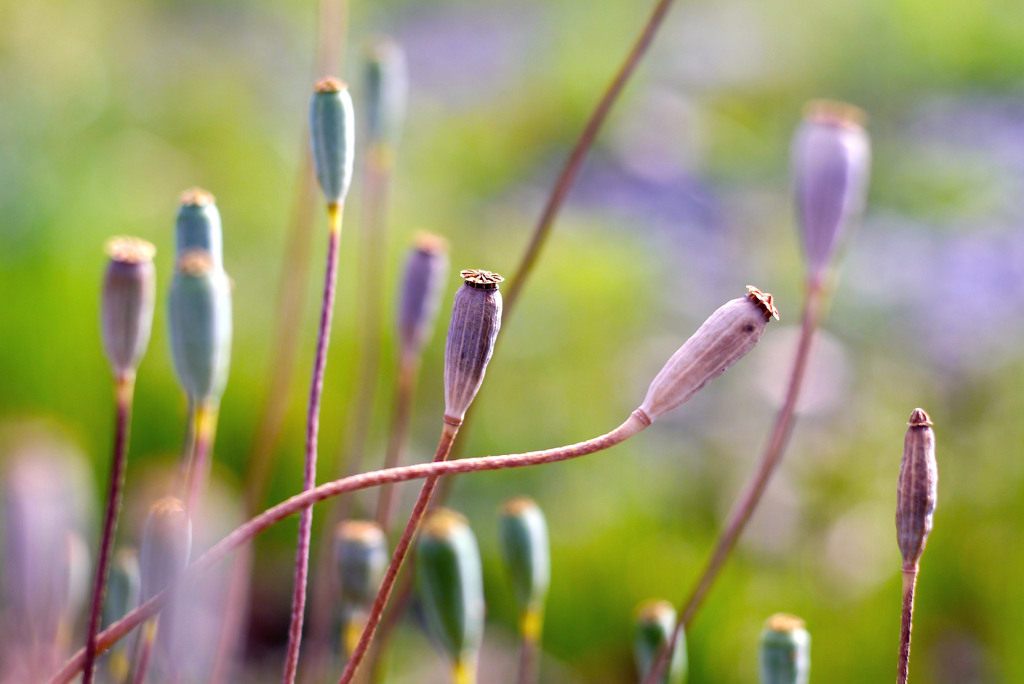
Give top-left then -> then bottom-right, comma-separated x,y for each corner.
2,0 -> 1024,682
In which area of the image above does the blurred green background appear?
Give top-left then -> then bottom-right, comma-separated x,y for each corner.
3,0 -> 1024,682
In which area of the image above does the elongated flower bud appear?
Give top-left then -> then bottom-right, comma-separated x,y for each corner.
334,521 -> 388,611
101,237 -> 157,379
399,233 -> 449,357
634,601 -> 687,684
364,37 -> 408,150
103,549 -> 140,628
139,497 -> 192,604
416,509 -> 485,674
758,614 -> 810,684
792,101 -> 871,279
640,287 -> 778,422
896,408 -> 937,570
175,188 -> 223,270
498,497 -> 549,640
310,77 -> 356,205
444,270 -> 503,425
168,249 -> 233,404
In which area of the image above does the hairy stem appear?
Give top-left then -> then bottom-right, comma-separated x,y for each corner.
898,566 -> 918,684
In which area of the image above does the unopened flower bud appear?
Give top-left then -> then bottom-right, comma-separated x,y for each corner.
101,237 -> 156,379
759,614 -> 810,684
792,101 -> 871,279
896,408 -> 937,570
175,188 -> 223,270
640,287 -> 777,422
363,37 -> 408,150
443,270 -> 503,425
310,77 -> 356,205
398,234 -> 449,357
634,601 -> 687,684
168,249 -> 233,404
103,549 -> 140,628
139,497 -> 192,604
416,509 -> 485,674
498,497 -> 549,640
334,521 -> 388,611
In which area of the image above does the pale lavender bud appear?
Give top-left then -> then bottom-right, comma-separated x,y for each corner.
792,101 -> 871,279
896,408 -> 937,570
139,497 -> 192,603
443,270 -> 503,425
398,233 -> 449,357
101,237 -> 156,380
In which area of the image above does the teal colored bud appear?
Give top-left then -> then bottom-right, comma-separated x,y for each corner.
101,237 -> 156,379
139,497 -> 192,604
416,509 -> 485,669
363,37 -> 407,149
102,549 -> 140,628
334,521 -> 388,611
175,188 -> 223,270
310,77 -> 355,205
759,614 -> 810,684
498,497 -> 549,639
168,249 -> 233,404
634,601 -> 687,684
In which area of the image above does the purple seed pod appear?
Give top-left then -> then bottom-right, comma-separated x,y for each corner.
139,497 -> 192,604
791,101 -> 871,279
398,233 -> 449,357
443,270 -> 503,425
896,408 -> 937,570
101,237 -> 156,380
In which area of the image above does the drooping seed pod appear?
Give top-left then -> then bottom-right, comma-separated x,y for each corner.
139,497 -> 192,604
791,101 -> 871,279
498,497 -> 549,639
310,77 -> 356,206
444,270 -> 503,425
168,249 -> 233,404
334,521 -> 388,611
175,188 -> 224,271
101,237 -> 156,380
364,37 -> 408,150
758,614 -> 810,684
416,509 -> 485,678
102,549 -> 140,628
640,286 -> 778,422
896,408 -> 937,570
634,601 -> 687,684
398,233 -> 449,357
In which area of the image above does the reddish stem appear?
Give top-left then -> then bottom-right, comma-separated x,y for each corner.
898,566 -> 918,684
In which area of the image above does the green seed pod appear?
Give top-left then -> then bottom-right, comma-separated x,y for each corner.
102,549 -> 140,628
416,509 -> 485,672
168,249 -> 233,404
896,408 -> 937,570
139,497 -> 192,604
498,497 -> 549,639
175,188 -> 223,271
101,237 -> 157,380
634,601 -> 687,684
444,270 -> 503,425
398,233 -> 449,358
364,37 -> 407,150
640,286 -> 777,422
334,520 -> 388,611
758,614 -> 810,684
310,77 -> 356,205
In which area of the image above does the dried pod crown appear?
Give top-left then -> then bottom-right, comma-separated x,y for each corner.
443,270 -> 503,424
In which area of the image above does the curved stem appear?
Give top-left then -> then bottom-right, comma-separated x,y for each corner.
897,566 -> 918,684
375,350 -> 420,529
82,376 -> 135,684
281,203 -> 345,684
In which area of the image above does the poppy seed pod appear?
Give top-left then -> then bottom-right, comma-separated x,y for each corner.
364,37 -> 408,149
139,497 -> 192,604
758,614 -> 810,684
792,101 -> 871,279
634,601 -> 687,684
498,497 -> 549,639
168,249 -> 233,404
102,549 -> 140,628
640,287 -> 778,422
175,188 -> 223,271
334,521 -> 388,611
896,408 -> 937,570
416,509 -> 485,674
310,77 -> 356,206
398,234 -> 449,357
444,270 -> 503,425
101,237 -> 157,380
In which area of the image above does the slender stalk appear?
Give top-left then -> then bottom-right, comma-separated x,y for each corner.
129,620 -> 157,684
640,280 -> 825,684
897,566 -> 918,684
185,403 -> 219,513
375,349 -> 421,529
281,202 -> 345,684
205,544 -> 252,684
48,410 -> 649,684
516,633 -> 539,684
82,376 -> 136,684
